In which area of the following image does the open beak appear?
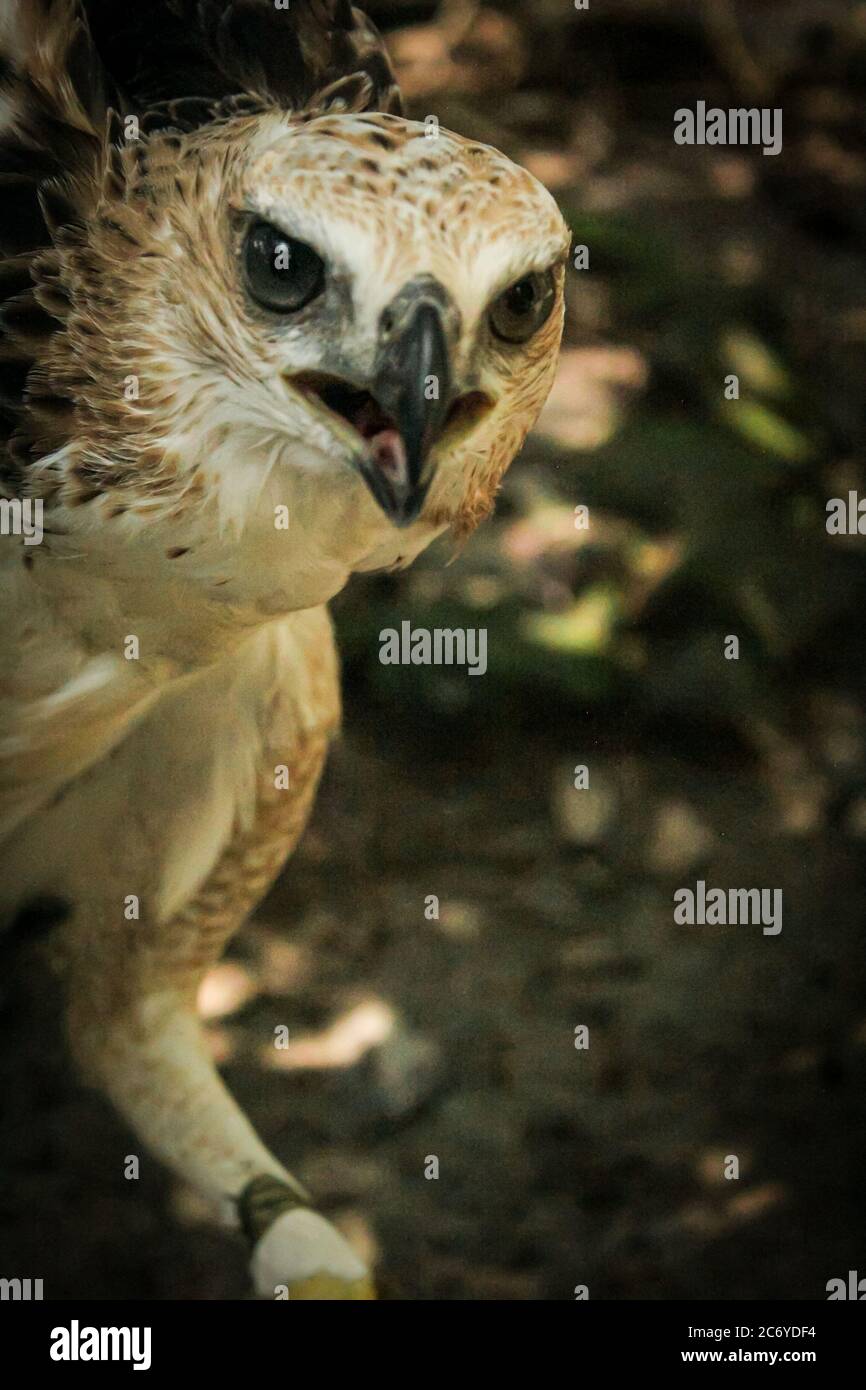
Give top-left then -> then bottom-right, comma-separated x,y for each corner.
290,279 -> 493,529
360,297 -> 454,526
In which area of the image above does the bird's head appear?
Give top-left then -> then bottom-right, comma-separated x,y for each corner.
27,106 -> 569,614
232,112 -> 569,547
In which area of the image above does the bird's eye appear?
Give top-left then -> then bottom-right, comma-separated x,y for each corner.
489,269 -> 556,344
243,221 -> 325,312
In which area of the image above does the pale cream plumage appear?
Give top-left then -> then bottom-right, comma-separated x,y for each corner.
0,0 -> 567,1297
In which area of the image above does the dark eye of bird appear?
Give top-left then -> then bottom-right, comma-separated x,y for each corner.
243,221 -> 325,312
489,269 -> 556,344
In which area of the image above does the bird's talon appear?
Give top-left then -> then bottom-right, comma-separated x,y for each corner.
241,1177 -> 375,1300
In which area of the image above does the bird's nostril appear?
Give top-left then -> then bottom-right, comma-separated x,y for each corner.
380,310 -> 394,336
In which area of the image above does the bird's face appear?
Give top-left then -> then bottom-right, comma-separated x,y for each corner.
231,113 -> 569,560
46,110 -> 568,618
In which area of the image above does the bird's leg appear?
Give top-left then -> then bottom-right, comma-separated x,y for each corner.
63,974 -> 374,1299
55,728 -> 373,1299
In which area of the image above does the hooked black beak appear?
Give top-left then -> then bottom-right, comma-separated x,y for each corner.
287,279 -> 483,529
362,285 -> 455,527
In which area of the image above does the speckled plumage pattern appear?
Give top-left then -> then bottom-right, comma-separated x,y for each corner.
0,0 -> 568,1296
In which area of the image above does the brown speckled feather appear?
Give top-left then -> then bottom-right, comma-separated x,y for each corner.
0,0 -> 567,1297
0,0 -> 400,483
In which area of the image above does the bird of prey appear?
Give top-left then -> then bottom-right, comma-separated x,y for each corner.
0,0 -> 568,1298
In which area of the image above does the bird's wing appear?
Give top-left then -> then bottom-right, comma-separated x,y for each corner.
0,581 -> 165,849
0,0 -> 397,851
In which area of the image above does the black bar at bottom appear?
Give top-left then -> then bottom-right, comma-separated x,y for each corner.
0,1299 -> 860,1375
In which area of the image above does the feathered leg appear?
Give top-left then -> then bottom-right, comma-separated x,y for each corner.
55,728 -> 374,1300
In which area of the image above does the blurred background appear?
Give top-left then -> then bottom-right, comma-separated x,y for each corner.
3,0 -> 866,1299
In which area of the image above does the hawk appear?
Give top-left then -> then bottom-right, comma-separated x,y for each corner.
0,0 -> 568,1298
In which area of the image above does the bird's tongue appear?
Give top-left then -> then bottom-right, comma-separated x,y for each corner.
369,428 -> 408,488
350,395 -> 409,488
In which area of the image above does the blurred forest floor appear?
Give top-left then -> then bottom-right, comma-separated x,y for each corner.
2,0 -> 866,1299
